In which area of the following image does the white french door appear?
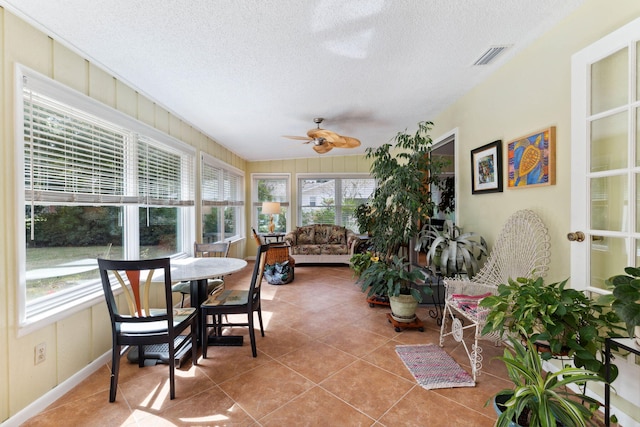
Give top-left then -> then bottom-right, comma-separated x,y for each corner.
571,18 -> 640,292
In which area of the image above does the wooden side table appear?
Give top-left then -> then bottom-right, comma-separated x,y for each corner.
260,232 -> 285,243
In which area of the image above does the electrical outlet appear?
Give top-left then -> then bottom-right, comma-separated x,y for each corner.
34,342 -> 46,365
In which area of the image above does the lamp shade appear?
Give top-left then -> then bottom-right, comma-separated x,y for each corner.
262,202 -> 281,215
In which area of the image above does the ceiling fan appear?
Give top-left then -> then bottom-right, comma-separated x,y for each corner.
284,118 -> 361,154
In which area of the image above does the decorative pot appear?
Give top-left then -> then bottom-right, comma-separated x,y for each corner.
493,394 -> 520,427
389,294 -> 418,323
635,325 -> 640,347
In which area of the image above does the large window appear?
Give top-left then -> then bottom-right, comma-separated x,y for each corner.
252,175 -> 290,233
298,175 -> 375,232
201,154 -> 244,243
19,67 -> 195,328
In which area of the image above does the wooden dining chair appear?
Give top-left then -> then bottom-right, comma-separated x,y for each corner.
200,243 -> 269,358
172,241 -> 230,307
97,257 -> 198,402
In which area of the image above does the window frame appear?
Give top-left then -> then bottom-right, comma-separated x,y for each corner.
16,64 -> 196,334
251,173 -> 291,233
201,153 -> 245,243
296,173 -> 375,230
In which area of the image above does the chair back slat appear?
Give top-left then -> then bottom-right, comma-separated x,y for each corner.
251,244 -> 270,300
194,242 -> 230,258
98,258 -> 172,323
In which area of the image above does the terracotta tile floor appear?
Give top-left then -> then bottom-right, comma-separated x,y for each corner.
23,264 -> 514,426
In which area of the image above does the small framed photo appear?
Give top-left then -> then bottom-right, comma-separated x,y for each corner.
471,140 -> 503,194
507,126 -> 556,189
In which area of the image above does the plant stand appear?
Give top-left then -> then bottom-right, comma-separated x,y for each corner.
386,313 -> 424,332
367,295 -> 390,307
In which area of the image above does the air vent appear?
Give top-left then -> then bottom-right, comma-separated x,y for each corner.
473,45 -> 511,66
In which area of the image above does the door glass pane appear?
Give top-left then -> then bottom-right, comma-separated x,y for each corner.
591,112 -> 628,171
591,47 -> 627,115
636,108 -> 640,166
590,175 -> 627,231
637,41 -> 640,101
635,173 -> 640,233
590,236 -> 628,289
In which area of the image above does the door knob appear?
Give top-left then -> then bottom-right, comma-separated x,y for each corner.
567,231 -> 585,242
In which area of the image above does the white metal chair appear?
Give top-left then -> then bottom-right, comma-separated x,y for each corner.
438,209 -> 551,381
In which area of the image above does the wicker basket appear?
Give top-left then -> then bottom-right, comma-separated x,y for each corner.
265,244 -> 295,283
266,244 -> 292,264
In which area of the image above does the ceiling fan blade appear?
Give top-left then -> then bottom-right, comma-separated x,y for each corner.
342,136 -> 361,148
328,135 -> 349,148
283,135 -> 313,141
313,143 -> 333,154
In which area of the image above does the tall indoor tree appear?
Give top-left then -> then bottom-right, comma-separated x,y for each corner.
365,120 -> 446,261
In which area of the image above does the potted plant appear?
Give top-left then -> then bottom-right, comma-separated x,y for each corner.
354,203 -> 374,236
491,336 -> 605,427
415,219 -> 487,277
480,277 -> 624,380
358,255 -> 431,322
349,251 -> 375,278
365,120 -> 447,261
602,266 -> 640,345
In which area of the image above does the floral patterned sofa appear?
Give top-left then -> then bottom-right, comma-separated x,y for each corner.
284,224 -> 360,264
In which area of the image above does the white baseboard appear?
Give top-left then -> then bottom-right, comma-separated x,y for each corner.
1,352 -> 110,427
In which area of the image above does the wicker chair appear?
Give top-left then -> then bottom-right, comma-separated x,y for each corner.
251,228 -> 295,284
438,209 -> 551,382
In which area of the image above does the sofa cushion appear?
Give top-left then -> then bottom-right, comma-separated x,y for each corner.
326,225 -> 346,245
320,244 -> 349,255
313,224 -> 329,244
297,226 -> 315,244
291,244 -> 322,255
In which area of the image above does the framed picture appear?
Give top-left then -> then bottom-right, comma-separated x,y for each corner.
471,140 -> 503,194
507,126 -> 556,189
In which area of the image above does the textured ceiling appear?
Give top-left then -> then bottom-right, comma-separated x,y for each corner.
2,0 -> 584,161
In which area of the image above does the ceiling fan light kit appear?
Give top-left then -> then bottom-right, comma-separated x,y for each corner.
284,117 -> 361,154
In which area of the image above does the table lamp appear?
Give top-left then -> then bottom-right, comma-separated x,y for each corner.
262,201 -> 281,233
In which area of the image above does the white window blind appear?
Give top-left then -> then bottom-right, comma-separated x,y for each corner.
24,89 -> 128,204
202,158 -> 243,207
23,88 -> 195,207
138,136 -> 194,206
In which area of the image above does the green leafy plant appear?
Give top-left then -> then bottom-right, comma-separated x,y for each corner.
602,266 -> 640,338
354,203 -> 374,236
414,219 -> 487,277
349,251 -> 375,278
491,336 -> 605,427
365,121 -> 447,260
357,255 -> 431,302
480,277 -> 623,380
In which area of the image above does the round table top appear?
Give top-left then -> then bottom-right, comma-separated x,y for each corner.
169,257 -> 247,282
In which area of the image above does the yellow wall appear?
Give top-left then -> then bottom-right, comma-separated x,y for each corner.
0,7 -> 249,421
431,0 -> 640,283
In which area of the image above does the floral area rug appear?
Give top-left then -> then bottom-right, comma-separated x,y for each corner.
395,344 -> 475,390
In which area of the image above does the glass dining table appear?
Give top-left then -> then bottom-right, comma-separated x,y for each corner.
128,256 -> 248,366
